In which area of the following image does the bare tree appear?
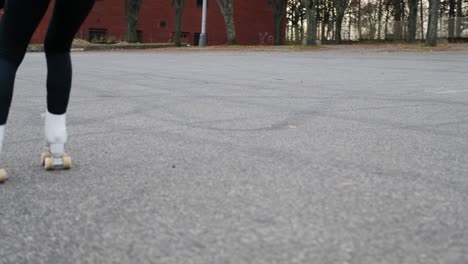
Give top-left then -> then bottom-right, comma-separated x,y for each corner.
426,0 -> 441,46
125,0 -> 143,43
348,0 -> 362,39
304,0 -> 318,45
348,8 -> 353,40
456,0 -> 462,37
215,0 -> 237,44
286,0 -> 464,45
420,0 -> 425,39
393,0 -> 403,39
358,0 -> 362,39
334,0 -> 350,43
172,0 -> 186,46
377,0 -> 383,39
271,0 -> 288,45
331,5 -> 336,39
362,1 -> 379,39
320,0 -> 332,40
384,0 -> 391,38
448,0 -> 456,41
407,0 -> 418,42
287,0 -> 306,42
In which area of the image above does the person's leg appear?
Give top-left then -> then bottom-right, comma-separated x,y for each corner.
0,0 -> 51,125
44,0 -> 95,116
0,0 -> 51,180
41,0 -> 95,170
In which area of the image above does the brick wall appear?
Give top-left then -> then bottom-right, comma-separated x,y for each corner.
24,0 -> 281,45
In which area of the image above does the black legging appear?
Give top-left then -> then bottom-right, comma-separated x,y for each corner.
0,0 -> 95,125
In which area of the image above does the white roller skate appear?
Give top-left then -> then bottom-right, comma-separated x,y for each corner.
41,112 -> 72,170
0,125 -> 7,183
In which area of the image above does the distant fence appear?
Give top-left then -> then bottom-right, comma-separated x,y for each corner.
438,17 -> 468,39
287,16 -> 468,42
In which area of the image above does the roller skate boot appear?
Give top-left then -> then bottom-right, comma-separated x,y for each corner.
0,169 -> 6,183
41,112 -> 72,170
0,125 -> 7,183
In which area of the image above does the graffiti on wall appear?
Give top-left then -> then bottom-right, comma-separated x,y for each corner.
259,32 -> 274,45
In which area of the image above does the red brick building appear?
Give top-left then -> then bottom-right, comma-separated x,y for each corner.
28,0 -> 280,45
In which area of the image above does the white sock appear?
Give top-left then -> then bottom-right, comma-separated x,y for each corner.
45,112 -> 67,155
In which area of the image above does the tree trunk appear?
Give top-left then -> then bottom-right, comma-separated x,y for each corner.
272,0 -> 287,45
377,0 -> 383,39
426,0 -> 440,46
354,5 -> 359,39
172,0 -> 185,46
402,0 -> 406,38
331,4 -> 336,40
294,25 -> 299,42
216,0 -> 237,45
315,0 -> 321,41
305,0 -> 317,45
334,0 -> 349,43
125,0 -> 143,43
358,0 -> 362,40
224,14 -> 237,44
335,14 -> 344,42
448,0 -> 456,41
300,14 -> 305,41
369,7 -> 377,39
384,1 -> 390,38
407,0 -> 418,42
174,8 -> 183,46
274,16 -> 284,45
393,0 -> 403,40
322,19 -> 326,40
420,0 -> 425,39
456,0 -> 462,37
321,0 -> 328,40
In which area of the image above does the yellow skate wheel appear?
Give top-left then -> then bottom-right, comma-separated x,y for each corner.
0,169 -> 8,183
41,151 -> 52,165
62,155 -> 72,170
44,157 -> 54,170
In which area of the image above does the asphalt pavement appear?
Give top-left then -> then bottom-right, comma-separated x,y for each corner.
0,49 -> 467,264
